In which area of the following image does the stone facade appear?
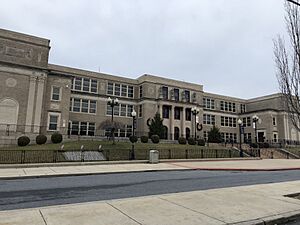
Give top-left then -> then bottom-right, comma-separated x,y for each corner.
0,28 -> 299,144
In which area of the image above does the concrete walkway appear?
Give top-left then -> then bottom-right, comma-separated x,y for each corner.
0,181 -> 299,225
0,159 -> 299,179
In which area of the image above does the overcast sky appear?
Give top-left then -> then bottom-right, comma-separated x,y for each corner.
0,0 -> 288,99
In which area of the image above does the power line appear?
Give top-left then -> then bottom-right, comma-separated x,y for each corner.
287,0 -> 300,6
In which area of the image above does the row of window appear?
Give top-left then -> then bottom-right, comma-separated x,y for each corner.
242,117 -> 251,127
203,98 -> 215,110
220,101 -> 236,112
106,104 -> 134,117
221,116 -> 237,127
69,98 -> 97,114
71,77 -> 98,93
161,86 -> 191,102
68,121 -> 96,136
107,82 -> 134,98
162,106 -> 192,121
221,133 -> 237,143
105,125 -> 133,137
203,114 -> 215,125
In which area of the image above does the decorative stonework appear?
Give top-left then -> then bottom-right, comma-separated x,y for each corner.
50,103 -> 60,110
5,78 -> 17,87
148,87 -> 154,95
100,83 -> 105,91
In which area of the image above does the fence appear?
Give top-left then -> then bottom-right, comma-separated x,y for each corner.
0,148 -> 242,164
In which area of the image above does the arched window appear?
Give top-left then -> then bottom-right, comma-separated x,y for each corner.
174,127 -> 180,140
186,127 -> 190,139
0,98 -> 19,131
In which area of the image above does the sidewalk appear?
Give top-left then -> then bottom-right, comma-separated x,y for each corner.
0,181 -> 299,225
0,159 -> 299,179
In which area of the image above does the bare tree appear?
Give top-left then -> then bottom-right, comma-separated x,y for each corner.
274,0 -> 300,131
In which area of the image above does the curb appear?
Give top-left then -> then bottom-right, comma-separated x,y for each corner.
0,168 -> 190,180
234,210 -> 300,225
1,166 -> 300,180
0,157 -> 261,169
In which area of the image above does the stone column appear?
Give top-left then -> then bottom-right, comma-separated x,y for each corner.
158,103 -> 163,118
25,74 -> 37,133
181,107 -> 186,138
169,106 -> 173,140
33,74 -> 46,133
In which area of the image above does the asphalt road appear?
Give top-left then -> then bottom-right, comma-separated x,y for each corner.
0,170 -> 299,211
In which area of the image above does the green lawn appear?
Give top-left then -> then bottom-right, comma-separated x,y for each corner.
285,147 -> 300,157
0,140 -> 229,151
0,140 -> 240,163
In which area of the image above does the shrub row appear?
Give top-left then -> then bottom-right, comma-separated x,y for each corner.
17,132 -> 63,147
129,135 -> 159,144
178,137 -> 206,146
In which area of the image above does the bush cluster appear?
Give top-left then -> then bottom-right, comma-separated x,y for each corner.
36,134 -> 47,145
17,136 -> 30,147
51,132 -> 63,144
187,138 -> 196,145
178,137 -> 187,145
129,135 -> 138,143
151,135 -> 160,144
140,135 -> 149,143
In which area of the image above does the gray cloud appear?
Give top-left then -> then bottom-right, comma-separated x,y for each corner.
0,0 -> 287,99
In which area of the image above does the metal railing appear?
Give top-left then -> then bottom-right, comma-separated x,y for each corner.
0,148 -> 243,164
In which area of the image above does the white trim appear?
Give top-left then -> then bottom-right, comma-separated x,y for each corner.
51,85 -> 62,101
47,112 -> 61,131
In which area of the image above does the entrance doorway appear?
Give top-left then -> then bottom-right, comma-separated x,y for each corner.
258,132 -> 265,142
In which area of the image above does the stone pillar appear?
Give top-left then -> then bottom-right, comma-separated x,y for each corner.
159,103 -> 163,118
25,75 -> 37,133
33,74 -> 46,133
181,107 -> 186,138
169,106 -> 173,140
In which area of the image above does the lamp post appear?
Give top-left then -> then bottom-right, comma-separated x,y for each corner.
191,107 -> 200,140
237,119 -> 243,157
131,109 -> 137,160
252,115 -> 259,144
107,97 -> 119,144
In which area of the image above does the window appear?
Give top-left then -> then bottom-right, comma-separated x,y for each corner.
273,117 -> 276,126
91,80 -> 98,93
51,86 -> 61,101
162,86 -> 168,100
244,133 -> 252,143
107,82 -> 114,95
81,99 -> 89,113
73,98 -> 81,112
71,77 -> 97,93
70,98 -> 97,114
120,104 -> 127,117
127,105 -> 133,117
174,88 -> 179,101
185,108 -> 191,121
184,90 -> 190,102
48,113 -> 60,131
121,85 -> 127,97
89,100 -> 96,114
221,116 -> 236,127
128,86 -> 134,98
83,78 -> 90,92
247,117 -> 251,126
106,103 -> 134,117
203,98 -> 215,110
240,104 -> 246,113
220,100 -> 236,112
174,107 -> 180,120
114,84 -> 120,96
139,105 -> 142,117
69,121 -> 95,136
162,105 -> 169,119
222,132 -> 237,143
74,77 -> 82,90
203,114 -> 215,125
139,86 -> 143,98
